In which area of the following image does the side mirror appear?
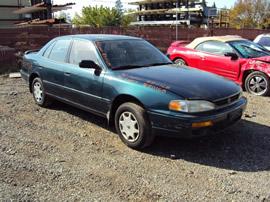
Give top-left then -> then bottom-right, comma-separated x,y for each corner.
224,52 -> 238,60
79,60 -> 102,71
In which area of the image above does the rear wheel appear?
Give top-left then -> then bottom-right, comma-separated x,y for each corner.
115,102 -> 154,149
32,77 -> 52,107
245,71 -> 270,96
174,58 -> 187,66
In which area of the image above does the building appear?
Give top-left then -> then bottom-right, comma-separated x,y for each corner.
0,0 -> 74,28
128,0 -> 229,28
13,0 -> 74,27
0,0 -> 31,28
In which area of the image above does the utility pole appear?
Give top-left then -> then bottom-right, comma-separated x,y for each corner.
46,0 -> 52,28
176,2 -> 178,41
46,0 -> 52,19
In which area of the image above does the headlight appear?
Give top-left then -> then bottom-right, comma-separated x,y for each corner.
169,100 -> 215,113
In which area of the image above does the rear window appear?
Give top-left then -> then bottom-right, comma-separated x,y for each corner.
43,41 -> 55,58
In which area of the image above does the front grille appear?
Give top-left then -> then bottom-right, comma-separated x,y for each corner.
214,92 -> 241,108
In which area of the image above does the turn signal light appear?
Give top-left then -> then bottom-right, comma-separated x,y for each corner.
192,121 -> 213,128
169,100 -> 181,111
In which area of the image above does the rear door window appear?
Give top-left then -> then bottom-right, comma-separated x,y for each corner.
48,39 -> 71,63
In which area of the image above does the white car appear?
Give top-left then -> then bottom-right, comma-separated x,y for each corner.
254,34 -> 270,51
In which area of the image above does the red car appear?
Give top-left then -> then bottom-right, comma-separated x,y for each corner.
167,36 -> 270,96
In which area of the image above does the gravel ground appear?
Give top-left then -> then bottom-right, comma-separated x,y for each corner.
0,77 -> 270,201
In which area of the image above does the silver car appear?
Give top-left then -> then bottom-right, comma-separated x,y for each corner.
254,34 -> 270,51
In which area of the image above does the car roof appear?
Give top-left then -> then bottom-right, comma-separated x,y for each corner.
186,36 -> 247,49
257,33 -> 270,37
55,34 -> 140,41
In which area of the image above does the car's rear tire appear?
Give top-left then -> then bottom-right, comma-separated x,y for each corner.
174,58 -> 187,66
32,77 -> 52,107
245,71 -> 270,96
115,102 -> 154,149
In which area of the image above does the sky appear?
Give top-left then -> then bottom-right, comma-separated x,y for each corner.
53,0 -> 137,17
53,0 -> 237,18
206,0 -> 236,9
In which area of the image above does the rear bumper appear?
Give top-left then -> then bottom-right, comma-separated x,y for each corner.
149,97 -> 247,138
20,69 -> 29,84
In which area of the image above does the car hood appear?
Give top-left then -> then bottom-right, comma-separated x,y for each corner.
253,55 -> 270,63
117,64 -> 241,101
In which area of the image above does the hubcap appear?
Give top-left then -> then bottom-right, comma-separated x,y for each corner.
33,82 -> 43,103
248,76 -> 267,95
175,59 -> 185,66
119,112 -> 140,142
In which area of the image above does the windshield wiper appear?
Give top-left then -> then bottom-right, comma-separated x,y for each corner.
112,62 -> 172,70
143,62 -> 172,67
112,65 -> 144,70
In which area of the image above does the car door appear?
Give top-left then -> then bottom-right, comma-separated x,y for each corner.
63,39 -> 105,114
194,41 -> 240,82
182,48 -> 203,68
39,39 -> 71,97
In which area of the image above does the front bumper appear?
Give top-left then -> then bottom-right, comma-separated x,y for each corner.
149,97 -> 247,138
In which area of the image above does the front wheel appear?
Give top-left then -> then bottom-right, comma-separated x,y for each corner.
115,102 -> 154,149
245,71 -> 270,96
32,77 -> 52,107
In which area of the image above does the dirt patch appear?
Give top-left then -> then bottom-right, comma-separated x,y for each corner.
0,77 -> 270,201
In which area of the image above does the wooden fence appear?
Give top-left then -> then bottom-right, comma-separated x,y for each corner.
0,26 -> 270,68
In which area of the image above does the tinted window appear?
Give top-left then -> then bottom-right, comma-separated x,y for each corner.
258,37 -> 270,47
195,41 -> 234,56
69,40 -> 98,65
43,41 -> 55,58
96,39 -> 172,69
48,39 -> 71,62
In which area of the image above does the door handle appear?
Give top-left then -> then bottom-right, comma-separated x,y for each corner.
64,72 -> 71,76
200,56 -> 205,60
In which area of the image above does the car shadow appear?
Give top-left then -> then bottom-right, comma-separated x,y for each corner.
142,120 -> 270,172
48,101 -> 270,172
47,100 -> 116,132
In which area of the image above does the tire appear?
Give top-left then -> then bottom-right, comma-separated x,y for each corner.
32,77 -> 52,107
174,58 -> 187,66
115,102 -> 154,149
245,71 -> 270,96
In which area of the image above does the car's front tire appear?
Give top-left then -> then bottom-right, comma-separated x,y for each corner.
32,77 -> 52,107
245,71 -> 270,96
115,102 -> 154,149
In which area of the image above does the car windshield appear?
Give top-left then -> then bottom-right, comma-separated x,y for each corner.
96,39 -> 172,70
229,40 -> 270,58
